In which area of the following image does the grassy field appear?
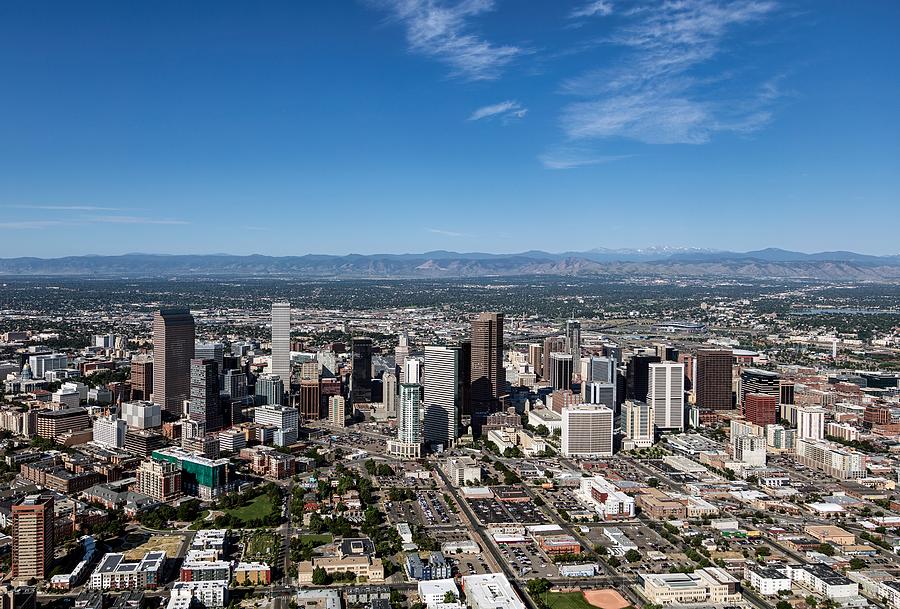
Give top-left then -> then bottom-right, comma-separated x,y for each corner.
299,533 -> 333,546
123,535 -> 183,560
226,493 -> 276,525
544,592 -> 597,609
245,530 -> 280,562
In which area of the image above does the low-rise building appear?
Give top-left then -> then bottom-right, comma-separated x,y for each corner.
787,564 -> 859,600
745,566 -> 791,596
577,475 -> 635,519
640,568 -> 742,605
443,457 -> 481,486
461,574 -> 525,609
88,551 -> 165,590
234,562 -> 271,585
405,552 -> 452,581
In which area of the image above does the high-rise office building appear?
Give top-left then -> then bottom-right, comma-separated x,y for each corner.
255,374 -> 284,406
677,353 -> 695,390
585,382 -> 616,408
271,302 -> 291,386
350,337 -> 373,404
195,342 -> 224,370
152,308 -> 196,416
623,400 -> 654,448
549,352 -> 574,391
565,319 -> 582,364
395,333 -> 410,381
744,393 -> 778,427
740,368 -> 780,404
222,369 -> 248,399
542,336 -> 566,381
423,346 -> 459,448
300,379 -> 322,421
584,356 -> 615,384
471,312 -> 505,410
603,343 -> 622,364
561,404 -> 614,458
254,404 -> 299,446
797,406 -> 826,440
648,362 -> 685,431
93,415 -> 127,449
130,355 -> 153,401
780,381 -> 795,406
527,343 -> 544,379
404,357 -> 422,385
190,358 -> 222,432
626,354 -> 660,402
695,349 -> 733,410
12,495 -> 54,582
456,340 -> 472,419
328,395 -> 346,428
383,372 -> 398,417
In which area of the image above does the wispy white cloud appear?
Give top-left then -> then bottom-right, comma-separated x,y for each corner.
4,204 -> 121,211
557,0 -> 781,146
84,216 -> 190,225
539,150 -> 633,169
468,100 -> 527,122
427,227 -> 467,237
570,0 -> 614,18
0,220 -> 64,229
372,0 -> 523,80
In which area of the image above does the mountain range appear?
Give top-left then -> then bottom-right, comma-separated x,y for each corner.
1,248 -> 899,280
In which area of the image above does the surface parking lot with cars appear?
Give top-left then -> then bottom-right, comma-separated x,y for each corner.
497,540 -> 563,579
467,497 -> 550,525
385,490 -> 460,527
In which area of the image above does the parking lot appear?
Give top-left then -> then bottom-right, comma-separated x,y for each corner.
416,490 -> 461,527
385,490 -> 461,527
448,553 -> 492,577
468,498 -> 511,524
501,499 -> 550,524
497,540 -> 561,579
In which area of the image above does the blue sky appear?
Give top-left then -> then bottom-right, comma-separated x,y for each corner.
0,1 -> 898,257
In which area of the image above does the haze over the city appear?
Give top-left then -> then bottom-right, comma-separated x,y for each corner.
1,1 -> 898,257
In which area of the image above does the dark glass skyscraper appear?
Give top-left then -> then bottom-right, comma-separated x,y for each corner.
626,354 -> 660,403
350,337 -> 373,404
190,358 -> 221,432
152,308 -> 195,416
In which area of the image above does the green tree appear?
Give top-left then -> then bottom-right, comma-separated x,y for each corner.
776,602 -> 792,609
624,549 -> 642,563
311,566 -> 329,585
805,595 -> 817,607
817,543 -> 835,556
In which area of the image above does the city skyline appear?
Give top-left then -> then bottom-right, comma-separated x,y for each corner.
1,1 -> 898,256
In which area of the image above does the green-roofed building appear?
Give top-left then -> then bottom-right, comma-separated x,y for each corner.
151,447 -> 230,500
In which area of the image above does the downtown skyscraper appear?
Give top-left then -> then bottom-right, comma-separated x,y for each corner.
152,308 -> 195,416
648,362 -> 685,431
189,358 -> 221,432
696,349 -> 733,410
423,346 -> 459,449
271,302 -> 291,385
350,336 -> 373,404
470,312 -> 505,411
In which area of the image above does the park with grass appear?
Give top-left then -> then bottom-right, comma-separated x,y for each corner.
212,483 -> 282,528
543,592 -> 599,609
